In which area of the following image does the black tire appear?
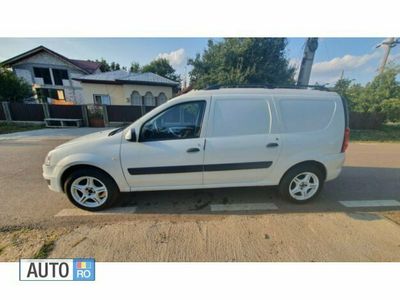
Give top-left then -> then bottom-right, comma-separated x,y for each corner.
64,168 -> 120,211
279,164 -> 324,203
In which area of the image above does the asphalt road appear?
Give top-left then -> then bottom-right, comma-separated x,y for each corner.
0,133 -> 400,261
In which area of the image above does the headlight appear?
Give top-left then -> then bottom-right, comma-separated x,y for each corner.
44,153 -> 52,166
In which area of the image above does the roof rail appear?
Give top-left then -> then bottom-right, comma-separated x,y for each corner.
203,84 -> 331,91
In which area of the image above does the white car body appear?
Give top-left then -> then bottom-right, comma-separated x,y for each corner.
43,88 -> 347,200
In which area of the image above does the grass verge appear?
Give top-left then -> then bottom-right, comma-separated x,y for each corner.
0,122 -> 44,134
351,123 -> 400,142
33,240 -> 56,259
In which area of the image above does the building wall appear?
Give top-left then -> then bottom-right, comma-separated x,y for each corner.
11,52 -> 90,104
14,52 -> 73,67
81,83 -> 174,105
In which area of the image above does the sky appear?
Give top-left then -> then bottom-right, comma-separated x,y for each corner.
0,38 -> 399,86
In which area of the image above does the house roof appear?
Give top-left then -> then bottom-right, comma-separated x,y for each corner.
75,70 -> 179,87
68,59 -> 102,74
0,45 -> 101,74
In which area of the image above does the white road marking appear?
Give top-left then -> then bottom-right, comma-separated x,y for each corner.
55,206 -> 137,217
339,200 -> 400,208
210,202 -> 278,212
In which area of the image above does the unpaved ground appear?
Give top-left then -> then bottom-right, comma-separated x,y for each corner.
0,135 -> 400,262
48,212 -> 400,261
2,212 -> 400,262
0,226 -> 70,261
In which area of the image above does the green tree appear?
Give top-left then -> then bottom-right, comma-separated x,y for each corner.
130,62 -> 141,73
142,58 -> 180,82
333,78 -> 353,97
0,68 -> 34,102
363,66 -> 400,112
381,98 -> 400,122
110,62 -> 121,71
333,78 -> 363,111
333,66 -> 400,113
188,38 -> 295,89
90,58 -> 124,72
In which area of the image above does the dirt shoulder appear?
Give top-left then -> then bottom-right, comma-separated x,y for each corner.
2,211 -> 400,262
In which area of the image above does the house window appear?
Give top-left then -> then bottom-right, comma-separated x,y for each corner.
52,69 -> 69,85
157,92 -> 167,105
144,92 -> 155,106
131,91 -> 142,106
36,88 -> 65,102
94,94 -> 111,105
33,67 -> 52,85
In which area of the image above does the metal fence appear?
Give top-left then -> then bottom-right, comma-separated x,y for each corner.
0,102 -> 157,127
106,105 -> 142,123
0,103 -> 5,120
9,102 -> 44,121
48,104 -> 83,119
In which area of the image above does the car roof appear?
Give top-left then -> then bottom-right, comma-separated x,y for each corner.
175,88 -> 339,100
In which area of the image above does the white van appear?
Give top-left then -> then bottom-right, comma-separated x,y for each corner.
43,87 -> 350,211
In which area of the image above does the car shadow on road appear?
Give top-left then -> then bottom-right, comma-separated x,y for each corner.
113,166 -> 400,215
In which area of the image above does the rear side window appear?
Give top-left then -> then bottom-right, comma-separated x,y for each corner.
279,98 -> 335,133
211,98 -> 270,137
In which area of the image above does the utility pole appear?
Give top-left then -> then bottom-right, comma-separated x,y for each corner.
376,37 -> 399,74
297,38 -> 319,86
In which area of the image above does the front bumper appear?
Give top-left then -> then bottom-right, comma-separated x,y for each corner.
42,164 -> 63,192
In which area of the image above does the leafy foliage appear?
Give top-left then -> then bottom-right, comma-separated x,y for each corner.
188,38 -> 295,89
90,58 -> 122,72
381,98 -> 400,122
333,66 -> 400,119
0,68 -> 34,102
129,62 -> 141,73
141,58 -> 180,82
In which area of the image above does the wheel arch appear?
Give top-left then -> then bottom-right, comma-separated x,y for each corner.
279,160 -> 327,185
60,164 -> 119,193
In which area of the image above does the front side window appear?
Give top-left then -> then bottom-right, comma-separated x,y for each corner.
211,98 -> 270,137
94,94 -> 111,105
140,101 -> 206,142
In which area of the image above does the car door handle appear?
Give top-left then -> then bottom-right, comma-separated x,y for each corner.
266,143 -> 279,148
187,147 -> 200,153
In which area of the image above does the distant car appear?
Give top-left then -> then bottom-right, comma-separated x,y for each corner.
43,87 -> 350,211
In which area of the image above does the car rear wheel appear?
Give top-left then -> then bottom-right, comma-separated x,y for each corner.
64,169 -> 119,211
279,164 -> 324,203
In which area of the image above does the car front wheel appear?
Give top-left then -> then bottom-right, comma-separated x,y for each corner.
64,169 -> 119,211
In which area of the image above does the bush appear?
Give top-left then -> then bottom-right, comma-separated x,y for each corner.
381,98 -> 400,122
0,68 -> 34,102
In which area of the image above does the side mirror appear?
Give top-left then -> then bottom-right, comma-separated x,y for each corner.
125,128 -> 137,142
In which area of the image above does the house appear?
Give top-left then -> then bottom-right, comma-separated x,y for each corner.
1,45 -> 102,104
75,70 -> 179,107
